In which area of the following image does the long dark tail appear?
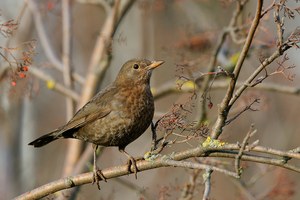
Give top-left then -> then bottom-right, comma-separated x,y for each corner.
28,130 -> 61,147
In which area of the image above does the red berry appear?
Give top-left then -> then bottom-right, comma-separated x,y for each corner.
22,66 -> 29,71
19,73 -> 26,78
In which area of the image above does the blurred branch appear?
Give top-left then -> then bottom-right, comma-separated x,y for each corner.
231,178 -> 257,200
113,177 -> 152,199
27,0 -> 84,85
16,142 -> 300,200
152,80 -> 300,100
29,66 -> 80,101
179,169 -> 201,200
49,63 -> 85,85
1,63 -> 88,103
79,2 -> 119,105
228,0 -> 250,44
77,0 -> 135,104
27,0 -> 63,70
213,81 -> 300,95
61,0 -> 77,179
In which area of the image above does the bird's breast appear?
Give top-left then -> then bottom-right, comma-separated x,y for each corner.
107,85 -> 154,146
117,85 -> 154,120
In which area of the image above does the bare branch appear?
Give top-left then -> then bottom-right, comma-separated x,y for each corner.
161,158 -> 239,178
235,125 -> 257,176
202,168 -> 212,200
16,141 -> 300,199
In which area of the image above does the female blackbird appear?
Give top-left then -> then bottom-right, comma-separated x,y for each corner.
28,59 -> 164,188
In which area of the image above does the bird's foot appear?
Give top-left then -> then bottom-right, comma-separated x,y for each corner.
127,157 -> 143,179
92,167 -> 106,190
119,148 -> 142,179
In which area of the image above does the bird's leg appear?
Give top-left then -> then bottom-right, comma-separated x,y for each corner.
150,122 -> 157,151
92,145 -> 106,190
119,147 -> 138,179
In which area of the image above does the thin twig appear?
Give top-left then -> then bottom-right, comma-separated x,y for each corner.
225,99 -> 259,125
235,125 -> 257,176
261,0 -> 276,18
209,152 -> 300,173
213,81 -> 300,95
160,158 -> 239,178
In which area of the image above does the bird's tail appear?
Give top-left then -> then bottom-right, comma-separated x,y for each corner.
28,130 -> 61,147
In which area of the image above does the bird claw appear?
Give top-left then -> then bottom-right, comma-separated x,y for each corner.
92,167 -> 106,190
119,148 -> 142,179
127,157 -> 140,179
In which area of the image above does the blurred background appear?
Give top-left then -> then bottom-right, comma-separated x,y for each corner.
0,0 -> 300,199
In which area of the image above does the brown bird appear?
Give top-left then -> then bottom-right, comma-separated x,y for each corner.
28,59 -> 164,188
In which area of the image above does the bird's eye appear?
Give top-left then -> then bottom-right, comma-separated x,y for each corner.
133,64 -> 139,69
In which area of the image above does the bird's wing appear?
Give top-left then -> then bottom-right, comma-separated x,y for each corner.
59,84 -> 117,133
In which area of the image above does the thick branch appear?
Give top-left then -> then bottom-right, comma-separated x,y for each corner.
16,143 -> 300,199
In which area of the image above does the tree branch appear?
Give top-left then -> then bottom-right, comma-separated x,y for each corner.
15,142 -> 300,199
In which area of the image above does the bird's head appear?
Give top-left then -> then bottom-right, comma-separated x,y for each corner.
115,59 -> 164,86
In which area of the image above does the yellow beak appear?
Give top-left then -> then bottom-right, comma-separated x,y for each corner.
147,60 -> 164,70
